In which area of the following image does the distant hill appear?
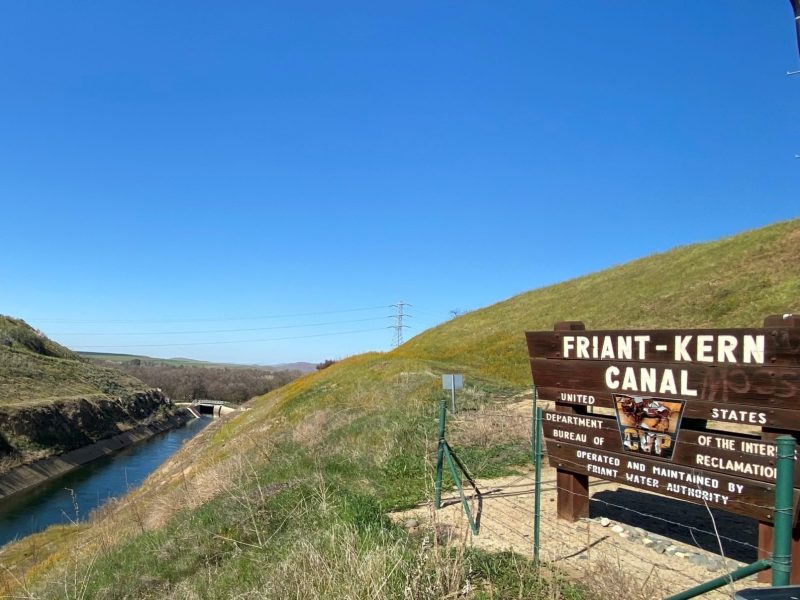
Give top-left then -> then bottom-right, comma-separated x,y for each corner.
78,352 -> 316,373
272,361 -> 316,373
395,218 -> 800,386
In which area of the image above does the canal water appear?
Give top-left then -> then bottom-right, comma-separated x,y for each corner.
0,416 -> 210,548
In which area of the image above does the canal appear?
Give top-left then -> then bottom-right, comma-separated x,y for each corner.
0,416 -> 210,548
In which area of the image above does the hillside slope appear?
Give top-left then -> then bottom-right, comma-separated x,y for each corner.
396,218 -> 800,386
0,316 -> 145,404
3,219 -> 798,599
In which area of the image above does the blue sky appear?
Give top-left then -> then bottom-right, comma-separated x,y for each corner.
1,2 -> 798,364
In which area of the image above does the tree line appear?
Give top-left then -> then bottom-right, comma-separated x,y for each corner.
106,361 -> 302,404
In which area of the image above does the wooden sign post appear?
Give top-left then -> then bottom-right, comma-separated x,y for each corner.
527,316 -> 800,581
554,321 -> 590,521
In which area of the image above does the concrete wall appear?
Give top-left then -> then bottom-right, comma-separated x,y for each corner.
0,410 -> 193,500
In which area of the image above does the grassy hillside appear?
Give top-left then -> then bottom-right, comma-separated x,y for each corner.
3,219 -> 798,599
396,218 -> 800,386
0,317 -> 144,404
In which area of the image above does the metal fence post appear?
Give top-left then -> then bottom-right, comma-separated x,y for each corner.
665,560 -> 773,600
772,435 -> 795,586
434,397 -> 447,509
530,386 -> 537,467
667,434 -> 795,599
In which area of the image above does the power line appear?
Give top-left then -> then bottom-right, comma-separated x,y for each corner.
390,301 -> 412,347
30,305 -> 393,325
49,316 -> 391,336
72,326 -> 392,349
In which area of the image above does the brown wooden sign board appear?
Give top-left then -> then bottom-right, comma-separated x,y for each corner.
541,410 -> 800,485
546,441 -> 798,523
527,320 -> 800,525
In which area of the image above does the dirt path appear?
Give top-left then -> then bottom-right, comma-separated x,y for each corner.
392,466 -> 769,599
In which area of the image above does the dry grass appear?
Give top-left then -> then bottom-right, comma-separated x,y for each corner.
292,408 -> 358,447
449,404 -> 532,448
264,525 -> 413,599
574,554 -> 665,600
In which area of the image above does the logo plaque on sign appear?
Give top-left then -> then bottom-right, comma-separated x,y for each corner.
613,394 -> 685,461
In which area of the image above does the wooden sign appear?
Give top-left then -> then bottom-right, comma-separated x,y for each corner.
527,319 -> 800,526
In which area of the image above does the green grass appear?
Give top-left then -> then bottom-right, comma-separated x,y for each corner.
45,477 -> 576,599
5,219 -> 800,598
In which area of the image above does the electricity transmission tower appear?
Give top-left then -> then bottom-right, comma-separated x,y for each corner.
391,301 -> 411,347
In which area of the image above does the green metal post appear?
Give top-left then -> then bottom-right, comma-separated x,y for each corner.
534,402 -> 543,564
530,388 -> 535,463
444,445 -> 478,534
531,390 -> 536,559
665,559 -> 772,600
772,435 -> 796,587
666,436 -> 794,599
434,397 -> 447,509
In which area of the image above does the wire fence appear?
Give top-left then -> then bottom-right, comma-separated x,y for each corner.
420,395 -> 775,600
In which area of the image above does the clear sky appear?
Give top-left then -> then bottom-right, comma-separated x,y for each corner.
1,2 -> 798,365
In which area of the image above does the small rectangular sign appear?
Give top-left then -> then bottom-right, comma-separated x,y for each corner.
442,374 -> 464,390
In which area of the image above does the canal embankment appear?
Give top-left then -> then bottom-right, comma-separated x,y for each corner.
0,389 -> 192,500
0,414 -> 210,548
0,409 -> 193,500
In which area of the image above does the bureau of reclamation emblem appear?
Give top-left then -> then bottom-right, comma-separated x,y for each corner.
613,394 -> 686,461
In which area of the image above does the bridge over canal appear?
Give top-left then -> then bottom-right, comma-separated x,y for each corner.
176,400 -> 244,418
